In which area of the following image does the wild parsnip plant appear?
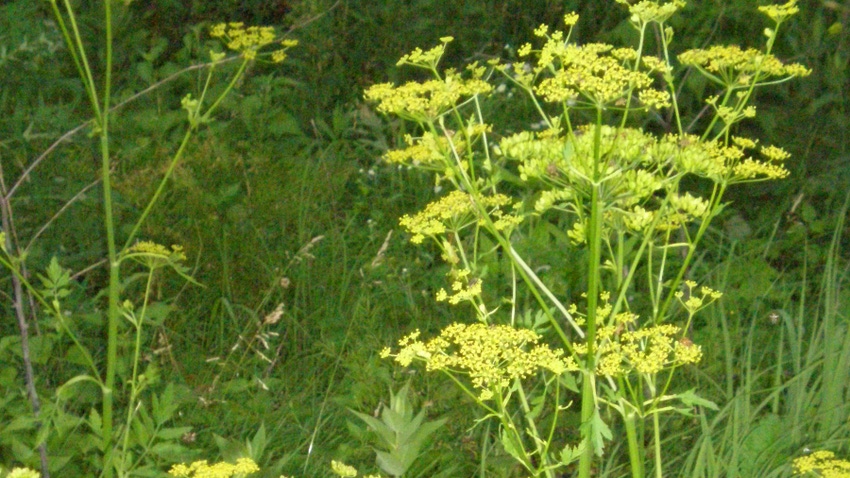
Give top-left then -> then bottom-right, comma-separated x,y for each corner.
370,1 -> 809,477
0,1 -> 296,476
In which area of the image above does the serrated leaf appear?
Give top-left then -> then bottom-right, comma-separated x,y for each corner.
88,408 -> 103,438
499,427 -> 526,465
153,382 -> 179,426
581,409 -> 612,456
560,441 -> 585,465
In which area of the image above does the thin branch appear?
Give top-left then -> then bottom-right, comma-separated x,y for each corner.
0,164 -> 50,478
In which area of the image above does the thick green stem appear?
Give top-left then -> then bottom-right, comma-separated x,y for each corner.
652,411 -> 663,478
624,408 -> 644,478
578,116 -> 606,478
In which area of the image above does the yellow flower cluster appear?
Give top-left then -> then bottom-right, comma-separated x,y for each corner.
122,241 -> 187,270
435,268 -> 482,304
397,36 -> 454,69
382,122 -> 492,173
529,41 -> 671,109
209,22 -> 297,62
678,45 -> 811,86
398,190 -> 519,244
6,468 -> 40,478
587,323 -> 702,376
381,324 -> 578,400
168,458 -> 259,478
569,306 -> 701,376
676,133 -> 791,182
364,71 -> 492,121
615,0 -> 685,25
793,450 -> 850,477
500,124 -> 789,237
759,0 -> 800,23
330,460 -> 357,477
383,132 -> 458,169
326,460 -> 383,478
125,241 -> 186,260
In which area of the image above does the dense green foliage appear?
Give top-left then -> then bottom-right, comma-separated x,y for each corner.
1,0 -> 848,477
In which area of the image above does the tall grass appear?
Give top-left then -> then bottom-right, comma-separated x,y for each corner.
680,192 -> 850,477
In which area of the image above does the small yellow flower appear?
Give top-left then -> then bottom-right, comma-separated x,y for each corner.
168,457 -> 259,477
7,468 -> 41,478
364,70 -> 492,121
209,23 -> 296,63
398,191 -> 517,244
679,45 -> 811,86
382,323 -> 577,400
330,460 -> 357,478
397,37 -> 453,68
122,241 -> 187,270
793,450 -> 850,477
759,0 -> 800,23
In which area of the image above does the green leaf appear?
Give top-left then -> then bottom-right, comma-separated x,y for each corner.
499,427 -> 526,466
376,449 -> 407,477
249,423 -> 267,459
156,426 -> 194,440
88,408 -> 103,438
213,433 -> 247,462
350,409 -> 396,446
149,442 -> 190,462
143,301 -> 173,327
581,409 -> 612,457
153,382 -> 179,426
527,390 -> 546,421
559,441 -> 585,466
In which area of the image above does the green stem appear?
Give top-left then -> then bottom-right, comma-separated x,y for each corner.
119,270 -> 154,477
655,182 -> 726,322
515,380 -> 555,478
101,1 -> 117,475
624,406 -> 644,478
578,112 -> 606,478
123,128 -> 193,248
125,60 -> 247,248
652,411 -> 663,478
